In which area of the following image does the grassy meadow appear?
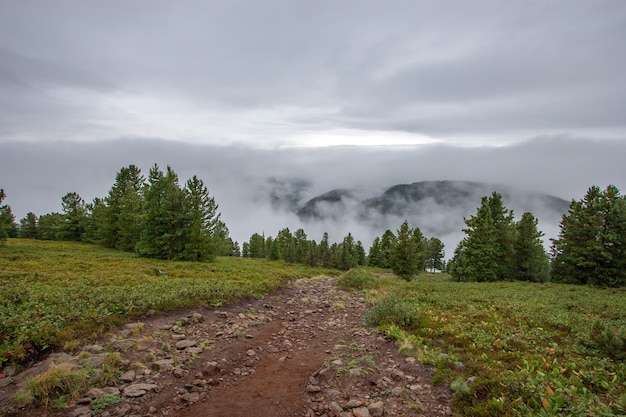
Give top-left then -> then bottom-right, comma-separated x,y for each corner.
361,271 -> 626,416
2,240 -> 626,415
0,239 -> 337,365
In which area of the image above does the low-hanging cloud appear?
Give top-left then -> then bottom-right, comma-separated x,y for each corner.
1,136 -> 625,256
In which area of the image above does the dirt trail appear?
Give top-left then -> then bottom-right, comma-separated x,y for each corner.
1,277 -> 453,417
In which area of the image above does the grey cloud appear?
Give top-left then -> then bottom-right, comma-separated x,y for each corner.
1,137 -> 625,255
1,1 -> 625,144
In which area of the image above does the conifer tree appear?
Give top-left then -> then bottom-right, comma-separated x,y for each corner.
425,237 -> 445,272
339,233 -> 358,270
60,192 -> 87,241
137,165 -> 187,259
513,212 -> 549,282
367,237 -> 382,267
248,233 -> 266,258
452,196 -> 499,282
182,175 -> 222,261
0,189 -> 12,243
392,220 -> 419,280
552,185 -> 626,286
102,165 -> 144,249
19,212 -> 39,239
319,232 -> 331,267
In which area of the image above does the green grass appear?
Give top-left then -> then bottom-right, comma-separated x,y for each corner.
0,239 -> 338,366
368,273 -> 626,416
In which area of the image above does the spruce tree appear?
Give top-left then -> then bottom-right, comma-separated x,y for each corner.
248,233 -> 266,258
319,232 -> 331,267
513,212 -> 549,282
367,237 -> 382,267
0,189 -> 12,243
182,175 -> 221,261
392,220 -> 418,280
102,165 -> 144,249
19,212 -> 39,239
60,192 -> 87,241
425,237 -> 445,272
452,196 -> 499,282
137,165 -> 187,259
552,185 -> 626,286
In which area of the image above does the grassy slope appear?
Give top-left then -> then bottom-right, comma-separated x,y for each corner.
368,273 -> 626,416
0,239 -> 337,365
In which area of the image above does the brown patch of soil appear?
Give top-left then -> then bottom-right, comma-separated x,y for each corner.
1,278 -> 453,417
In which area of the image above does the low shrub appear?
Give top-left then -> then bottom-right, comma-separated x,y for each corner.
337,269 -> 379,291
585,320 -> 626,360
365,294 -> 420,329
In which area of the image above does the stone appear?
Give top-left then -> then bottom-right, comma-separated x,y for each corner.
86,387 -> 107,399
76,397 -> 92,405
123,383 -> 158,397
306,385 -> 322,393
329,401 -> 343,417
0,377 -> 13,388
391,386 -> 403,396
246,349 -> 256,356
152,359 -> 175,372
368,401 -> 384,417
404,357 -> 416,364
181,392 -> 200,403
112,339 -> 137,351
81,353 -> 109,368
173,366 -> 184,378
69,406 -> 92,417
349,368 -> 361,376
175,340 -> 197,349
345,399 -> 364,408
352,407 -> 371,417
124,322 -> 144,330
203,361 -> 219,375
120,370 -> 136,383
102,387 -> 120,396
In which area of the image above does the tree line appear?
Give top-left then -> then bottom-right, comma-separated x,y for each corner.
2,172 -> 625,286
449,185 -> 626,287
240,222 -> 445,277
2,164 -> 232,261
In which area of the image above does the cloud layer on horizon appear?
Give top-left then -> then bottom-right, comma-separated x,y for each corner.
2,137 -> 625,254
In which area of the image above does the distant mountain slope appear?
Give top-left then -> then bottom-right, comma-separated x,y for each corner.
296,180 -> 569,238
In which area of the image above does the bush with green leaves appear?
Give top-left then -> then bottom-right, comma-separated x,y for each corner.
365,293 -> 420,329
336,269 -> 379,290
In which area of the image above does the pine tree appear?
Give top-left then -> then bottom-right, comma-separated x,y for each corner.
340,233 -> 358,270
248,233 -> 266,258
242,242 -> 251,258
293,228 -> 309,264
102,165 -> 144,249
489,193 -> 515,280
392,220 -> 418,280
180,175 -> 224,261
19,212 -> 39,239
452,196 -> 499,282
0,189 -> 12,243
512,212 -> 549,282
412,226 -> 427,273
59,192 -> 87,241
319,232 -> 331,267
367,237 -> 382,267
379,230 -> 397,268
552,185 -> 626,286
137,165 -> 187,259
425,237 -> 445,272
38,213 -> 64,240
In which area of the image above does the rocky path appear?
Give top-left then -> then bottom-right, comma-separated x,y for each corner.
1,277 -> 453,417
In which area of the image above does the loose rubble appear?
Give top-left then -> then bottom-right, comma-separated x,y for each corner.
0,278 -> 452,417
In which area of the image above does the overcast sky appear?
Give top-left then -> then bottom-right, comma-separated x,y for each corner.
1,1 -> 625,248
